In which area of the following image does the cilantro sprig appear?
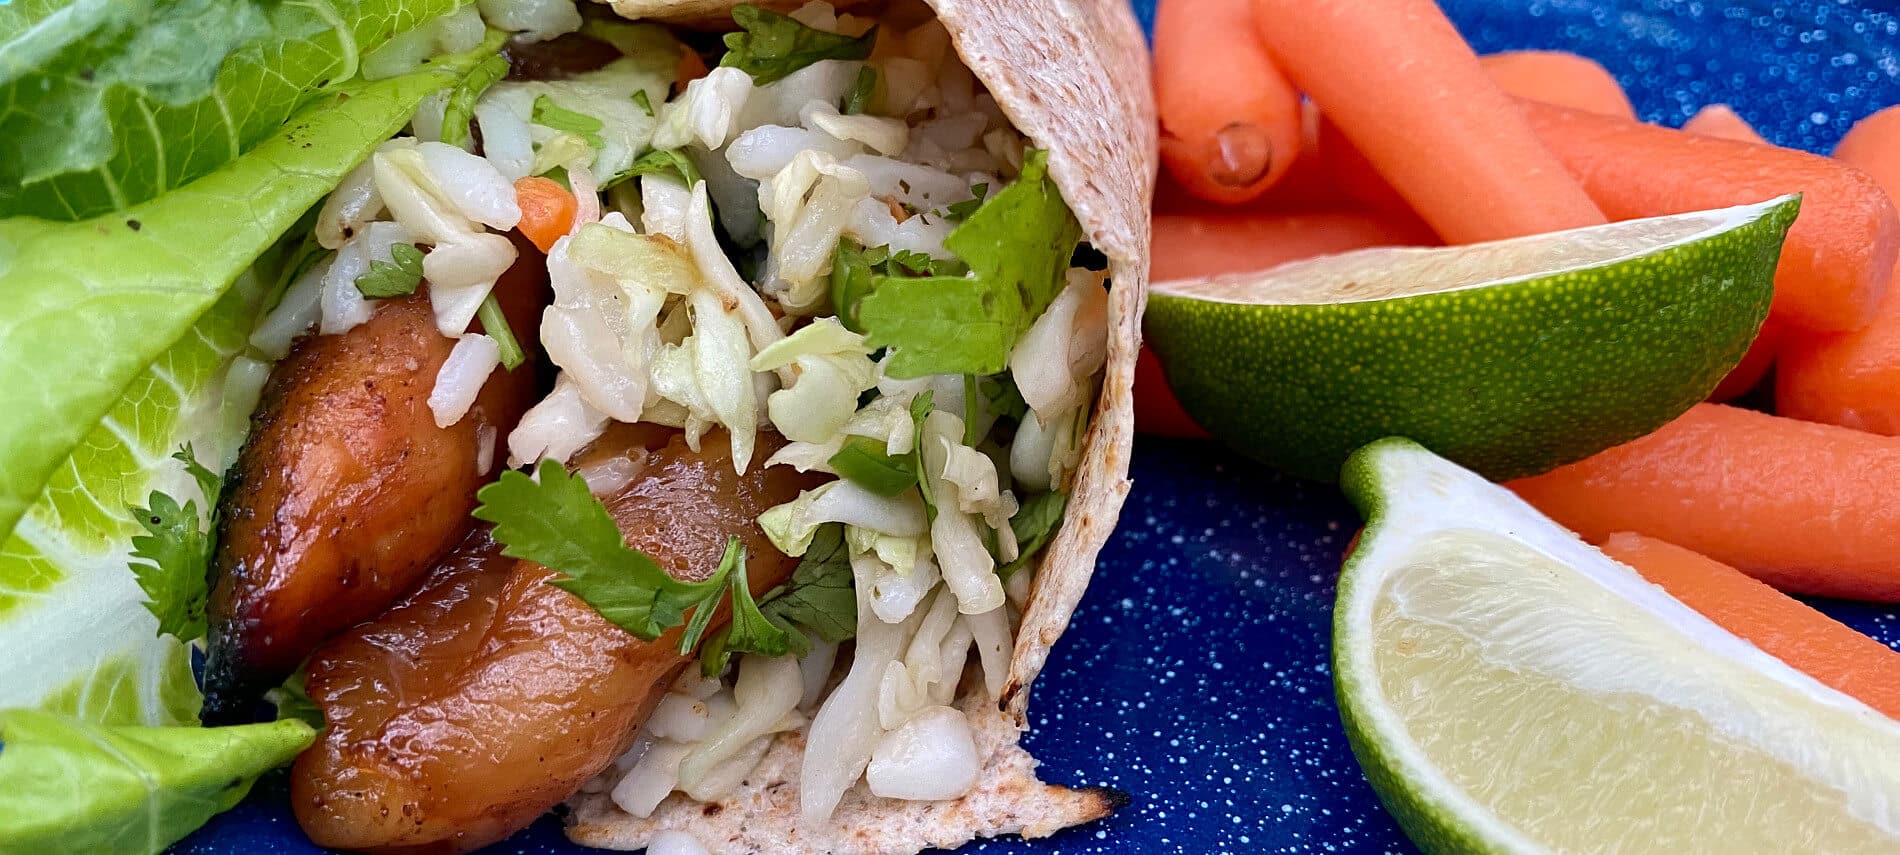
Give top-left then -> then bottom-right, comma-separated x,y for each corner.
827,436 -> 918,497
127,445 -> 224,641
854,150 -> 1086,377
701,523 -> 857,676
474,460 -> 856,671
353,243 -> 425,298
602,147 -> 702,191
719,5 -> 878,86
475,460 -> 714,638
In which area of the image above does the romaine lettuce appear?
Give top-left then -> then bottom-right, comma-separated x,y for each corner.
0,0 -> 475,220
0,33 -> 507,723
0,709 -> 315,854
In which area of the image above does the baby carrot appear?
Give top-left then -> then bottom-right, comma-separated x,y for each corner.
1316,115 -> 1412,216
1832,106 -> 1900,190
1509,403 -> 1900,601
1251,0 -> 1605,244
1683,104 -> 1766,143
1777,106 -> 1900,433
1152,210 -> 1436,281
1521,100 -> 1900,332
1778,291 -> 1900,434
1707,316 -> 1781,402
514,176 -> 577,253
1479,50 -> 1634,118
1676,106 -> 1779,395
1601,532 -> 1900,720
1154,0 -> 1304,205
1135,346 -> 1209,439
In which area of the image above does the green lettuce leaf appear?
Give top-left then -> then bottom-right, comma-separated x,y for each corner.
855,150 -> 1083,377
0,709 -> 315,854
0,0 -> 473,220
0,36 -> 505,723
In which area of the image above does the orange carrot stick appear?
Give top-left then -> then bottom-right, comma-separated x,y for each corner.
1683,104 -> 1766,143
1777,106 -> 1900,433
1833,106 -> 1900,189
1479,50 -> 1634,118
1520,100 -> 1899,332
1135,346 -> 1210,439
1778,291 -> 1900,434
1250,0 -> 1605,244
1315,115 -> 1413,216
1508,403 -> 1900,601
1680,106 -> 1780,394
513,176 -> 577,254
1152,210 -> 1437,281
1601,532 -> 1900,719
1707,315 -> 1781,402
1155,0 -> 1304,205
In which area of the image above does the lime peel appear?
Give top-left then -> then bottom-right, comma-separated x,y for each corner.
1145,196 -> 1800,481
1334,438 -> 1900,853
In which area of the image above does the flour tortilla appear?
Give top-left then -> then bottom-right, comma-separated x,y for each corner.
567,0 -> 1154,850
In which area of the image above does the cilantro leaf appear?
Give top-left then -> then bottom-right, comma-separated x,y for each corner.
632,89 -> 655,117
856,150 -> 1084,377
889,248 -> 968,277
126,444 -> 224,642
719,4 -> 877,86
1000,491 -> 1067,579
440,53 -> 511,150
353,242 -> 425,298
473,460 -> 718,639
979,374 -> 1030,425
128,492 -> 210,642
678,537 -> 743,653
533,94 -> 606,148
723,548 -> 792,657
760,524 -> 855,642
943,184 -> 987,222
829,239 -> 885,332
828,436 -> 918,497
602,147 -> 702,191
173,444 -> 222,507
844,65 -> 878,115
702,524 -> 856,676
477,294 -> 526,370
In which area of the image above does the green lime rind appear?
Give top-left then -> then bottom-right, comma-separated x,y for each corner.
1145,197 -> 1800,482
1333,438 -> 1519,855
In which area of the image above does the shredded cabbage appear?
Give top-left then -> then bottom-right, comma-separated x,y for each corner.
653,67 -> 754,150
749,318 -> 877,443
1010,268 -> 1110,420
760,481 -> 929,556
800,557 -> 929,824
676,655 -> 802,793
919,410 -> 1004,615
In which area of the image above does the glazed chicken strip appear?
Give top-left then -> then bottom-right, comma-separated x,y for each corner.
203,240 -> 548,722
291,429 -> 819,854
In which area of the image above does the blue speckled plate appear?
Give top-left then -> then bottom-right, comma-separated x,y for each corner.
177,1 -> 1900,852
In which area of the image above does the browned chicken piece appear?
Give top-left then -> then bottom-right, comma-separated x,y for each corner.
202,239 -> 549,723
292,430 -> 821,855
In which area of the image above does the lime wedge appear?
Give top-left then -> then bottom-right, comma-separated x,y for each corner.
1145,196 -> 1799,481
1335,438 -> 1900,854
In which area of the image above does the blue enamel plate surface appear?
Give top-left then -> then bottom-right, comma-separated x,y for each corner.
178,1 -> 1900,852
